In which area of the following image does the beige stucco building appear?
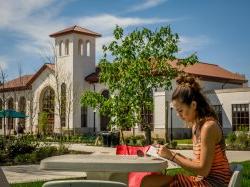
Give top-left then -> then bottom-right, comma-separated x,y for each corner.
0,25 -> 248,138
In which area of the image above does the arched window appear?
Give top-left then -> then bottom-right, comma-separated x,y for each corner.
59,41 -> 63,56
0,99 -> 2,129
78,39 -> 84,56
19,97 -> 26,130
65,39 -> 69,55
61,83 -> 66,127
41,87 -> 55,134
86,40 -> 90,57
7,97 -> 14,130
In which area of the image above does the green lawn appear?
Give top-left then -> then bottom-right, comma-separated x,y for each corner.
11,161 -> 250,187
175,139 -> 193,144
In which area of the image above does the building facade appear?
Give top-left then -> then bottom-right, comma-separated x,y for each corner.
0,25 -> 248,137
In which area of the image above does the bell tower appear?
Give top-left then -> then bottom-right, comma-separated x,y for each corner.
49,25 -> 101,132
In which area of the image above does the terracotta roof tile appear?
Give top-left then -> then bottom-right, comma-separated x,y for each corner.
27,63 -> 54,86
171,60 -> 246,83
0,75 -> 33,92
0,63 -> 55,92
85,61 -> 247,84
50,25 -> 101,38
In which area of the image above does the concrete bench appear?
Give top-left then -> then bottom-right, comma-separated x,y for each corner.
228,164 -> 243,187
42,180 -> 127,187
0,167 -> 10,187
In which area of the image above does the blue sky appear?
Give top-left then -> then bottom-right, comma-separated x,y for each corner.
0,0 -> 250,82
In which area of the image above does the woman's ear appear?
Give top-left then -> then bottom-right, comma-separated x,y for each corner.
191,101 -> 197,110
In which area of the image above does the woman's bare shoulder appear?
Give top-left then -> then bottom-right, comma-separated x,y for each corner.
201,120 -> 221,142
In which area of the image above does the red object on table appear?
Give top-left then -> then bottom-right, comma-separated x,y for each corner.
116,145 -> 161,187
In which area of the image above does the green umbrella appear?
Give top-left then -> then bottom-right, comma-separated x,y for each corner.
0,109 -> 27,118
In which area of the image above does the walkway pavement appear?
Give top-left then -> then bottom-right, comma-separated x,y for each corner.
2,144 -> 250,184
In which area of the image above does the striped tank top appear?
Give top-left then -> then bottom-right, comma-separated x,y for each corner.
170,118 -> 232,187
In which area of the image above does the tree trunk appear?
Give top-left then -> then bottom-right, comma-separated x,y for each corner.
120,129 -> 125,144
145,125 -> 151,145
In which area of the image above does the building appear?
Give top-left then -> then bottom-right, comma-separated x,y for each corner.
0,25 -> 248,137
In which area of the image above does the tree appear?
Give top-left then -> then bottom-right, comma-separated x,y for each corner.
26,90 -> 37,134
0,65 -> 8,138
38,111 -> 49,136
81,25 -> 198,144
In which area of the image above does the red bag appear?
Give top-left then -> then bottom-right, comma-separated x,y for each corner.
116,145 -> 160,187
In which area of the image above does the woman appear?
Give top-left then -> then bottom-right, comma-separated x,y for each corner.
141,75 -> 232,187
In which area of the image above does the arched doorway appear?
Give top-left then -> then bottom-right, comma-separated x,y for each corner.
100,90 -> 110,131
40,87 -> 55,134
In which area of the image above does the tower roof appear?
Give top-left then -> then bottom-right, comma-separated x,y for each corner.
49,25 -> 101,38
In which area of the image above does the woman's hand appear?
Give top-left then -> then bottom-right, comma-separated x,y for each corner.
157,145 -> 174,160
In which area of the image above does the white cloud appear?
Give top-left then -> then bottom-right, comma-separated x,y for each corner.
0,0 -> 173,57
179,35 -> 212,53
75,14 -> 173,35
76,14 -> 173,58
127,0 -> 168,12
96,36 -> 114,54
0,56 -> 10,70
0,0 -> 177,71
0,0 -> 69,55
0,0 -> 56,26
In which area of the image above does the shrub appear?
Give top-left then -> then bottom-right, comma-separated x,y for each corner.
0,136 -> 5,150
235,131 -> 249,149
58,143 -> 69,154
125,135 -> 145,146
169,141 -> 178,149
34,146 -> 58,161
38,112 -> 49,135
6,139 -> 37,158
226,132 -> 237,146
152,138 -> 166,145
0,150 -> 7,163
14,154 -> 32,164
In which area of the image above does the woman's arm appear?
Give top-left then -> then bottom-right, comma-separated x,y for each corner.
158,121 -> 221,176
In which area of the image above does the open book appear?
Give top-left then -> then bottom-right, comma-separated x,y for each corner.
146,145 -> 178,166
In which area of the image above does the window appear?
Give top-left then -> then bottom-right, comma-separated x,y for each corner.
61,83 -> 66,127
86,40 -> 90,57
65,39 -> 69,55
42,87 -> 55,128
81,106 -> 87,127
59,41 -> 63,56
232,104 -> 249,131
212,105 -> 222,126
78,39 -> 83,56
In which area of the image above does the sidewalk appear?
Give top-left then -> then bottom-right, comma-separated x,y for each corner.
2,144 -> 250,184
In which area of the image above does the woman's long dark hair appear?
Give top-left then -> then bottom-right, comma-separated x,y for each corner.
172,74 -> 218,134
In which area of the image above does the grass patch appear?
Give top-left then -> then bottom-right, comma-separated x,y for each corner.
175,139 -> 192,144
11,181 -> 44,187
11,177 -> 85,187
232,160 -> 250,187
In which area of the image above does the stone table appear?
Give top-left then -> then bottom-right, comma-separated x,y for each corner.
40,154 -> 168,184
